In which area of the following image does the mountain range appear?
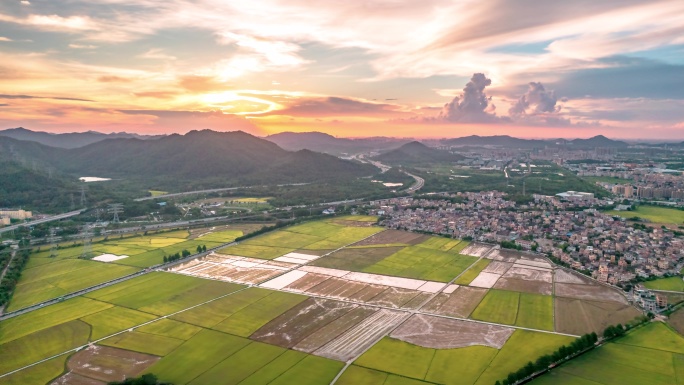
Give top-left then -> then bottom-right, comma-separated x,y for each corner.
373,141 -> 465,166
0,130 -> 375,189
0,127 -> 161,149
266,131 -> 407,155
440,135 -> 629,148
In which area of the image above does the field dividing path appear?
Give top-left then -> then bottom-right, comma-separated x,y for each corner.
0,286 -> 253,379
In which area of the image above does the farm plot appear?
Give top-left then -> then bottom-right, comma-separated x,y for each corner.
361,245 -> 478,282
0,320 -> 90,375
421,286 -> 488,318
264,266 -> 445,309
493,265 -> 553,295
555,282 -> 628,303
171,253 -> 293,285
460,242 -> 495,257
390,314 -> 514,349
0,296 -> 112,345
351,229 -> 429,246
531,323 -> 684,385
314,308 -> 407,361
454,258 -> 491,285
52,345 -> 159,384
644,276 -> 684,292
470,289 -> 520,325
474,330 -> 576,385
217,243 -> 296,260
312,246 -> 404,271
7,259 -> 139,311
251,298 -> 359,348
84,272 -> 243,315
554,297 -> 642,335
0,356 -> 68,385
354,336 -> 500,385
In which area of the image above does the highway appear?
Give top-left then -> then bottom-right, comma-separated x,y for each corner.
0,209 -> 86,235
134,183 -> 310,201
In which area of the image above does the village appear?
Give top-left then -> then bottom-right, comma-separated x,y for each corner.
369,191 -> 684,294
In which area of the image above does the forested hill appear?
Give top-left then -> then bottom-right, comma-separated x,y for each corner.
0,130 -> 376,189
373,141 -> 465,166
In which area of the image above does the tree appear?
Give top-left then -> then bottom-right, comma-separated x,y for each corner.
202,245 -> 207,252
196,245 -> 202,253
163,256 -> 168,263
181,249 -> 191,258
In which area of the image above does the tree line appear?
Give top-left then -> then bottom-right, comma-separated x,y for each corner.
108,373 -> 171,385
0,247 -> 31,307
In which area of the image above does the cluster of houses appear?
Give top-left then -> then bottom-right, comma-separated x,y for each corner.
369,191 -> 684,288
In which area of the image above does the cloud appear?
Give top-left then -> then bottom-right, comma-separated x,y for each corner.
117,109 -> 265,135
434,73 -> 498,123
178,75 -> 229,92
0,103 -> 8,107
0,94 -> 94,102
97,75 -> 132,83
508,82 -> 560,118
259,96 -> 400,117
133,91 -> 179,99
69,43 -> 97,49
0,37 -> 12,42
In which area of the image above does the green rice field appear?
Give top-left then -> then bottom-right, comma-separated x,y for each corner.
531,322 -> 684,385
643,276 -> 684,292
606,205 -> 684,225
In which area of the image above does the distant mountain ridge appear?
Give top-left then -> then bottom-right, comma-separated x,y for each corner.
441,134 -> 628,148
0,127 -> 162,149
266,131 -> 408,155
373,141 -> 465,165
0,130 -> 375,189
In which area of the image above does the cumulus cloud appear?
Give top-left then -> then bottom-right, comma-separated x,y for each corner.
435,73 -> 498,123
508,82 -> 560,118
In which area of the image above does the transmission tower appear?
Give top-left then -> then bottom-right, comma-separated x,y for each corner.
108,203 -> 124,223
81,224 -> 92,259
48,227 -> 58,258
79,185 -> 87,207
70,194 -> 75,211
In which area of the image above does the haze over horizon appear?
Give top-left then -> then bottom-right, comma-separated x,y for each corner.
1,1 -> 683,139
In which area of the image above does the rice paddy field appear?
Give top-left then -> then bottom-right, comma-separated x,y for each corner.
0,217 -> 668,385
606,205 -> 684,225
6,224 -> 256,311
643,276 -> 684,292
531,322 -> 684,385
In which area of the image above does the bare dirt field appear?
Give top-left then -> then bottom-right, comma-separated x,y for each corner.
251,298 -> 358,348
390,314 -> 514,349
555,297 -> 641,335
487,248 -> 527,262
53,345 -> 159,384
51,373 -> 106,385
502,266 -> 553,283
351,230 -> 429,246
555,269 -> 595,285
314,308 -> 406,361
555,282 -> 628,304
469,272 -> 502,288
172,254 -> 292,285
494,278 -> 553,295
310,246 -> 403,271
482,261 -> 512,275
306,278 -> 368,299
668,308 -> 684,335
366,287 -> 423,308
294,306 -> 377,353
460,242 -> 494,257
284,273 -> 331,292
422,286 -> 488,318
348,284 -> 388,302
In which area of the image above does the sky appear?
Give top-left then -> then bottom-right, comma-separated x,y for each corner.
0,0 -> 683,140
